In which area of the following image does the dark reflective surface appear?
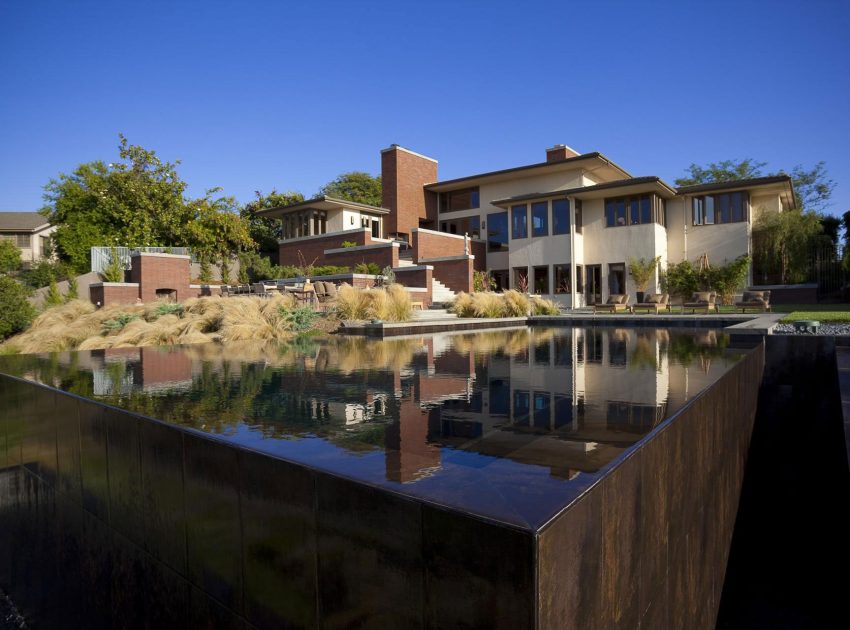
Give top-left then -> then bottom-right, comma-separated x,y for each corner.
0,327 -> 743,529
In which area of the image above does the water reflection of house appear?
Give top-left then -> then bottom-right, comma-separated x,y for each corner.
90,347 -> 194,395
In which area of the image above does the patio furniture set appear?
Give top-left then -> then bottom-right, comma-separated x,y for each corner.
592,290 -> 771,315
220,280 -> 342,308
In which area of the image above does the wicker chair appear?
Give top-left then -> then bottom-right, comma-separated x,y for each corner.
682,291 -> 717,313
593,294 -> 630,314
735,290 -> 771,313
632,293 -> 670,314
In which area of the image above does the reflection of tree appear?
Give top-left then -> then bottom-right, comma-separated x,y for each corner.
661,330 -> 731,368
629,334 -> 658,372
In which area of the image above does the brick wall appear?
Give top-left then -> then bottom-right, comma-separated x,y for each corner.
394,266 -> 432,307
384,402 -> 442,483
412,229 -> 486,271
279,229 -> 372,267
429,257 -> 474,294
433,349 -> 476,376
129,254 -> 191,303
381,146 -> 438,239
325,243 -> 399,270
471,240 -> 487,271
137,347 -> 193,387
90,283 -> 141,306
417,374 -> 472,402
546,144 -> 579,162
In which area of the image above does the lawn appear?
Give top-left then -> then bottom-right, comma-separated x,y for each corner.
771,303 -> 850,323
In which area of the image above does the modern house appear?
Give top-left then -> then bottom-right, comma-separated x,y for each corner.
0,211 -> 56,263
259,144 -> 795,306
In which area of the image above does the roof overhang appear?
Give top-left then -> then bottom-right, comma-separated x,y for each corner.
255,195 -> 389,219
490,177 -> 678,208
424,152 -> 632,192
676,176 -> 796,209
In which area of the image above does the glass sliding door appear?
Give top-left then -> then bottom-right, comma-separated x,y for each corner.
586,265 -> 602,305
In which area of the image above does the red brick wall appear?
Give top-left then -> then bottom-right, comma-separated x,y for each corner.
138,347 -> 193,386
471,240 -> 487,271
412,229 -> 466,262
381,146 -> 438,239
325,244 -> 399,270
279,229 -> 373,267
417,374 -> 472,401
394,266 -> 432,307
384,401 -> 441,483
433,349 -> 475,376
546,145 -> 579,162
129,254 -> 191,303
430,257 -> 474,294
91,284 -> 140,306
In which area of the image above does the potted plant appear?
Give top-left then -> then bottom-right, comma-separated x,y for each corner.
628,256 -> 661,304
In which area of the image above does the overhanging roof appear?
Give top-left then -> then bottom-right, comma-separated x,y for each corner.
254,195 -> 389,218
0,211 -> 51,231
676,175 -> 796,208
490,177 -> 678,208
424,152 -> 632,192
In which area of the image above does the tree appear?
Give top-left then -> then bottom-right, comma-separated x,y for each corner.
65,276 -> 79,302
45,276 -> 63,306
241,189 -> 304,254
705,255 -> 750,305
0,240 -> 22,274
319,172 -> 382,207
184,189 -> 255,264
627,256 -> 661,294
675,158 -> 767,186
0,276 -> 35,341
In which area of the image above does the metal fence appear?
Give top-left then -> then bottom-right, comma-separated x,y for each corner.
752,241 -> 847,302
90,246 -> 194,273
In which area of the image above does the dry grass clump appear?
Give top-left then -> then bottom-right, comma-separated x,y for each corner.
1,295 -> 312,354
502,290 -> 531,317
448,292 -> 475,317
530,297 -> 561,316
333,285 -> 413,322
473,292 -> 506,318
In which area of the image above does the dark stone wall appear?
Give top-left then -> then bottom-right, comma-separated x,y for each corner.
717,336 -> 850,628
537,342 -> 765,629
0,376 -> 536,629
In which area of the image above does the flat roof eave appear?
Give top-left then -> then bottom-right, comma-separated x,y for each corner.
490,177 -> 678,207
255,195 -> 390,218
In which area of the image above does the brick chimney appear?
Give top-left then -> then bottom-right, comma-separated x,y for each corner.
381,145 -> 438,240
546,144 -> 580,162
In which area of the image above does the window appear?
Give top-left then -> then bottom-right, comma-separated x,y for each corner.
1,233 -> 31,248
282,210 -> 328,239
692,192 -> 748,225
513,266 -> 529,291
552,199 -> 570,235
439,187 -> 480,213
513,391 -> 530,425
533,392 -> 551,429
575,199 -> 583,233
489,378 -> 510,415
531,202 -> 548,237
554,264 -> 570,293
608,262 -> 625,295
511,204 -> 528,239
441,216 -> 480,239
533,266 -> 549,294
605,194 -> 666,227
534,341 -> 550,366
487,212 -> 509,252
491,269 -> 509,291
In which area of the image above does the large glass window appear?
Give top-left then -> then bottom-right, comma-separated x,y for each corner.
692,192 -> 748,225
606,194 -> 665,228
609,262 -> 625,295
487,212 -> 509,252
441,215 -> 480,239
554,264 -> 570,293
0,233 -> 31,248
533,266 -> 549,294
440,187 -> 480,213
575,199 -> 583,233
513,266 -> 529,291
511,204 -> 528,239
531,202 -> 548,237
552,199 -> 570,235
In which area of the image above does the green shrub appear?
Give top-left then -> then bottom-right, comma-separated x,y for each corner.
341,240 -> 357,248
199,258 -> 213,283
313,265 -> 349,276
473,270 -> 492,292
150,301 -> 184,319
219,257 -> 231,285
22,259 -> 71,289
354,262 -> 381,275
103,313 -> 140,331
65,276 -> 79,302
102,247 -> 126,283
45,276 -> 64,306
0,240 -> 22,274
0,276 -> 35,340
661,261 -> 700,301
279,306 -> 319,332
381,266 -> 396,285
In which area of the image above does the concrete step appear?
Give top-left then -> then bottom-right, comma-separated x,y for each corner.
395,259 -> 416,268
411,308 -> 458,321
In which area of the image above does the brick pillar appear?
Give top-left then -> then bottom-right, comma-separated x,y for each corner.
381,145 -> 438,240
546,144 -> 580,162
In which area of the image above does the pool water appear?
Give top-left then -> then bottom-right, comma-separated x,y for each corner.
0,326 -> 746,529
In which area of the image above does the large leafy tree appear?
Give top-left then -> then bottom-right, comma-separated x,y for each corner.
318,171 -> 382,207
241,189 -> 304,254
41,135 -> 255,273
676,158 -> 836,284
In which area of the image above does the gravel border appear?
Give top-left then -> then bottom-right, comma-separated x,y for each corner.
772,323 -> 850,335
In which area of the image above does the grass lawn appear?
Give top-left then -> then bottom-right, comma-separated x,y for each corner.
770,303 -> 850,323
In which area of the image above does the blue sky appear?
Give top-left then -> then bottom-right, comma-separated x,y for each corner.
1,0 -> 849,215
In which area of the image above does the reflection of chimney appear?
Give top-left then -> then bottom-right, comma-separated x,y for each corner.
546,144 -> 580,163
385,400 -> 441,483
139,347 -> 193,388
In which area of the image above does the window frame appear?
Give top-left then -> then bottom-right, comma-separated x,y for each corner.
486,211 -> 509,252
691,192 -> 749,226
531,201 -> 548,237
552,198 -> 570,235
605,194 -> 666,228
439,187 -> 480,213
511,204 -> 528,239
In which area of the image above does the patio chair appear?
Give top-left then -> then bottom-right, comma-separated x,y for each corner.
314,281 -> 329,302
220,285 -> 231,297
323,282 -> 339,300
632,293 -> 670,314
253,283 -> 271,298
683,291 -> 717,313
593,294 -> 630,314
735,290 -> 771,313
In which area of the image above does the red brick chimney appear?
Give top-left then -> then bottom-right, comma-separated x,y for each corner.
546,144 -> 580,162
381,145 -> 438,240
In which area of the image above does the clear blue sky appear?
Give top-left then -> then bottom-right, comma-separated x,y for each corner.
1,0 -> 848,215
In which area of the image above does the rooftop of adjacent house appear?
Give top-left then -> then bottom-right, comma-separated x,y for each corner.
254,195 -> 390,218
424,152 -> 633,192
490,176 -> 679,207
0,211 -> 51,232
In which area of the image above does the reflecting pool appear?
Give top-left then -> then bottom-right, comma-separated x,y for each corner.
0,326 -> 746,528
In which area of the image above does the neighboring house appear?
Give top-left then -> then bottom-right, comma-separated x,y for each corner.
0,211 -> 56,263
258,144 -> 796,305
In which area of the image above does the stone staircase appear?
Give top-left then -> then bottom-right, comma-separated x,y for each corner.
397,251 -> 415,267
431,278 -> 456,305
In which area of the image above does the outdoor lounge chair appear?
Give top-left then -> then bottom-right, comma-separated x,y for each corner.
632,293 -> 670,314
735,290 -> 771,313
593,294 -> 630,314
683,291 -> 717,313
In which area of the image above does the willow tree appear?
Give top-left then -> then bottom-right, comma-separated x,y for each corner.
752,210 -> 824,284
